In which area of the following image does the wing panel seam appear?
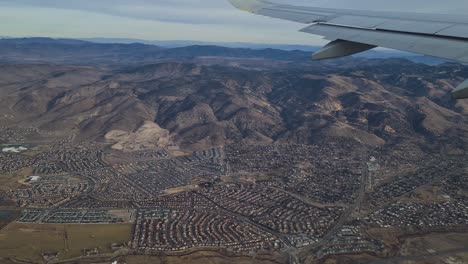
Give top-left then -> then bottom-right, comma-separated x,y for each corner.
313,23 -> 468,41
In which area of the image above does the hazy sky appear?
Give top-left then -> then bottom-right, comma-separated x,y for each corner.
0,0 -> 467,45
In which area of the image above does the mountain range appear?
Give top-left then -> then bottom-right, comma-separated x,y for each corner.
0,39 -> 467,152
0,37 -> 448,66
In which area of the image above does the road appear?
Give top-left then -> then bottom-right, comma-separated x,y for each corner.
321,150 -> 368,246
294,149 -> 370,263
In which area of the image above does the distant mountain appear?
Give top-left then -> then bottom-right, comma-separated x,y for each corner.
0,37 -> 449,65
0,38 -> 316,65
80,37 -> 322,51
81,37 -> 449,65
0,38 -> 164,65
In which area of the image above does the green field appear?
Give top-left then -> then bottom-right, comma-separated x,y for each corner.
0,223 -> 132,262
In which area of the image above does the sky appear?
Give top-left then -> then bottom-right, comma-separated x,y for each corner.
0,0 -> 467,45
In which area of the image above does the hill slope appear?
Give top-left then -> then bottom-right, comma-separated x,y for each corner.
1,57 -> 467,151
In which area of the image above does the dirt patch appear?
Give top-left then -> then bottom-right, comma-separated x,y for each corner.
162,185 -> 200,195
105,121 -> 175,152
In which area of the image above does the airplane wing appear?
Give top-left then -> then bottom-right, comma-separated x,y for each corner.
228,0 -> 468,99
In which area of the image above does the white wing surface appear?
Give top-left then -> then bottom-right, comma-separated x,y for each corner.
228,0 -> 468,99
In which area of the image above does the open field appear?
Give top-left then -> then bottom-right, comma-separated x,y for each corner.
120,251 -> 286,264
319,237 -> 468,264
0,167 -> 32,192
50,251 -> 286,264
21,145 -> 48,157
397,252 -> 468,264
321,253 -> 381,264
0,223 -> 132,263
367,227 -> 403,250
400,232 -> 468,256
400,185 -> 452,204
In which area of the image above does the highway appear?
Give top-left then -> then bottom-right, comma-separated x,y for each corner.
294,149 -> 370,263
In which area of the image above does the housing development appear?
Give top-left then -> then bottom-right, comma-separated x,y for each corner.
1,124 -> 467,263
